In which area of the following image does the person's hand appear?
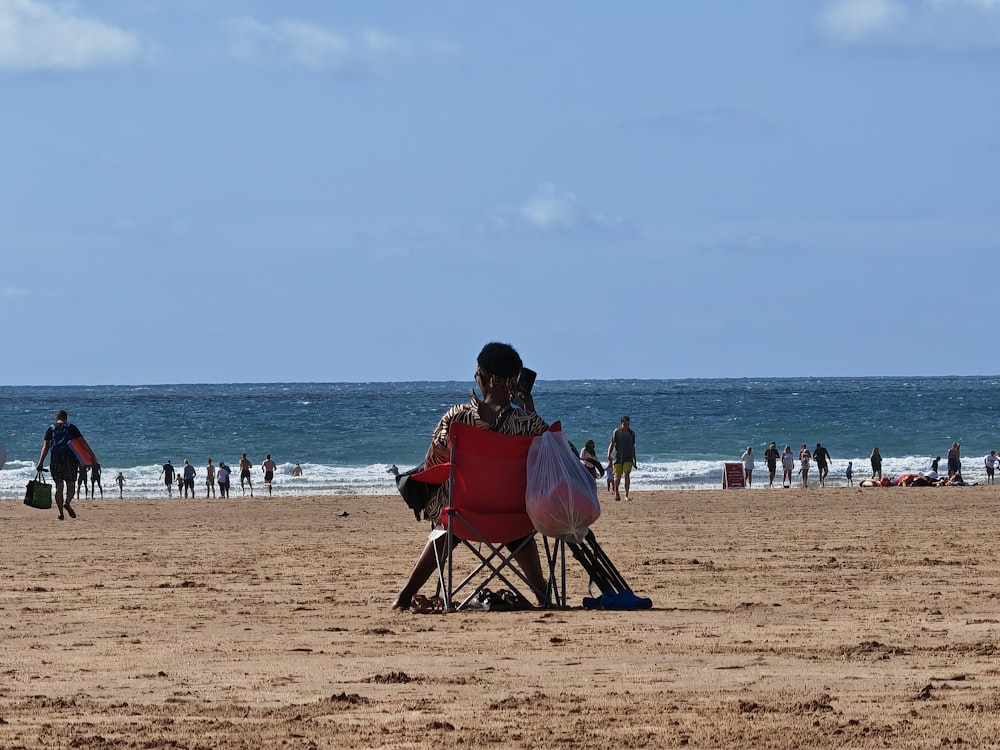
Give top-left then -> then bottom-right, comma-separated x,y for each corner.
520,392 -> 535,413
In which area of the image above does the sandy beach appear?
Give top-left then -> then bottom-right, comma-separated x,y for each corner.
3,485 -> 1000,748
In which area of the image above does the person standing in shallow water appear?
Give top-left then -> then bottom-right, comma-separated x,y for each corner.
947,443 -> 961,478
870,447 -> 882,479
261,454 -> 277,496
741,446 -> 754,488
217,462 -> 231,498
160,460 -> 175,497
813,443 -> 831,487
763,442 -> 780,488
781,445 -> 794,488
608,416 -> 637,502
205,458 -> 216,498
239,453 -> 253,496
799,444 -> 812,488
90,463 -> 104,498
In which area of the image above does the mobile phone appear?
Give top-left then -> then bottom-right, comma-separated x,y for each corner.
516,367 -> 537,396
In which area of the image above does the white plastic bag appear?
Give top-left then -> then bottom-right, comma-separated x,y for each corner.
526,430 -> 601,543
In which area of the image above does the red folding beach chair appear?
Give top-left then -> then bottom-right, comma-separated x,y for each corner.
411,421 -> 567,611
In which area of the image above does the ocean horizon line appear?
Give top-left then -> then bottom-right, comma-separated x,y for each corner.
4,373 -> 1000,389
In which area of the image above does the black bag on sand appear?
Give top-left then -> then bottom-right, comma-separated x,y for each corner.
390,464 -> 442,521
24,470 -> 53,510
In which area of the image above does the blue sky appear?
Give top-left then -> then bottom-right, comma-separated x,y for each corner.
2,0 -> 999,385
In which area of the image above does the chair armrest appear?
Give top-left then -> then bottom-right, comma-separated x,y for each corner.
411,463 -> 451,484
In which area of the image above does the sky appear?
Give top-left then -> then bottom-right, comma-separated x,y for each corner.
2,0 -> 999,386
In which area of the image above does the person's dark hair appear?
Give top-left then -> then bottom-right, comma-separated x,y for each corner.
55,409 -> 68,422
477,342 -> 522,379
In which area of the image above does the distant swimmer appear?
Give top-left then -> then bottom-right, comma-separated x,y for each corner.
291,463 -> 303,477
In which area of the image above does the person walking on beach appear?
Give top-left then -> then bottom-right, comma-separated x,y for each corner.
781,445 -> 794,488
115,471 -> 125,497
206,458 -> 216,498
217,461 -> 231,498
90,463 -> 104,498
160,460 -> 175,497
870,447 -> 882,480
607,416 -> 637,502
799,444 -> 812,488
813,443 -> 831,487
845,461 -> 854,487
947,443 -> 961,478
985,450 -> 999,485
931,456 -> 941,475
239,453 -> 254,497
77,464 -> 89,499
261,454 -> 277,496
741,446 -> 754,488
182,459 -> 196,498
763,441 -> 780,488
36,409 -> 84,521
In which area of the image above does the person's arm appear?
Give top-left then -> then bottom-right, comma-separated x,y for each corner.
37,438 -> 50,471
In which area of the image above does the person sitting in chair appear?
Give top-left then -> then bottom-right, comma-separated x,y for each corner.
392,342 -> 549,611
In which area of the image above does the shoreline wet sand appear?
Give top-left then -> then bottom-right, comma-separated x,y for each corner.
3,486 -> 1000,748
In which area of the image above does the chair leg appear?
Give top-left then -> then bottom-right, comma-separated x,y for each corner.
568,530 -> 632,596
543,537 -> 567,608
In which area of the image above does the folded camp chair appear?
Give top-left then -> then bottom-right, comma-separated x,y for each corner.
411,421 -> 567,611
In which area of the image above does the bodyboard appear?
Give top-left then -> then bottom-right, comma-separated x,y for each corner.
70,437 -> 98,467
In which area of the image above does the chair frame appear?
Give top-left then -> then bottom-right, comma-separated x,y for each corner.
422,422 -> 567,612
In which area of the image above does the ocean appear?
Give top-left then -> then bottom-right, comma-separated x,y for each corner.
1,377 -> 998,499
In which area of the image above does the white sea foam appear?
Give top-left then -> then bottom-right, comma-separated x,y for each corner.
3,454 -> 990,500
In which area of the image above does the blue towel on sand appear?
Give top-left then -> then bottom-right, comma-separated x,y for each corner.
582,590 -> 653,610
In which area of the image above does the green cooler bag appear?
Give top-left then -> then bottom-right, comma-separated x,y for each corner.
24,472 -> 53,510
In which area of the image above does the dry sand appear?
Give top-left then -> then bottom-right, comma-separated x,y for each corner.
3,485 -> 1000,749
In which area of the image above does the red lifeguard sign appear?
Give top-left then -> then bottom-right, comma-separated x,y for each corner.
722,463 -> 745,489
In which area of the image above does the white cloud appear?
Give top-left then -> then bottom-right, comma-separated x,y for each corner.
929,0 -> 1000,8
0,0 -> 140,71
818,0 -> 908,44
817,0 -> 1000,50
223,17 -> 455,74
627,107 -> 779,139
478,183 -> 630,237
520,183 -> 580,230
